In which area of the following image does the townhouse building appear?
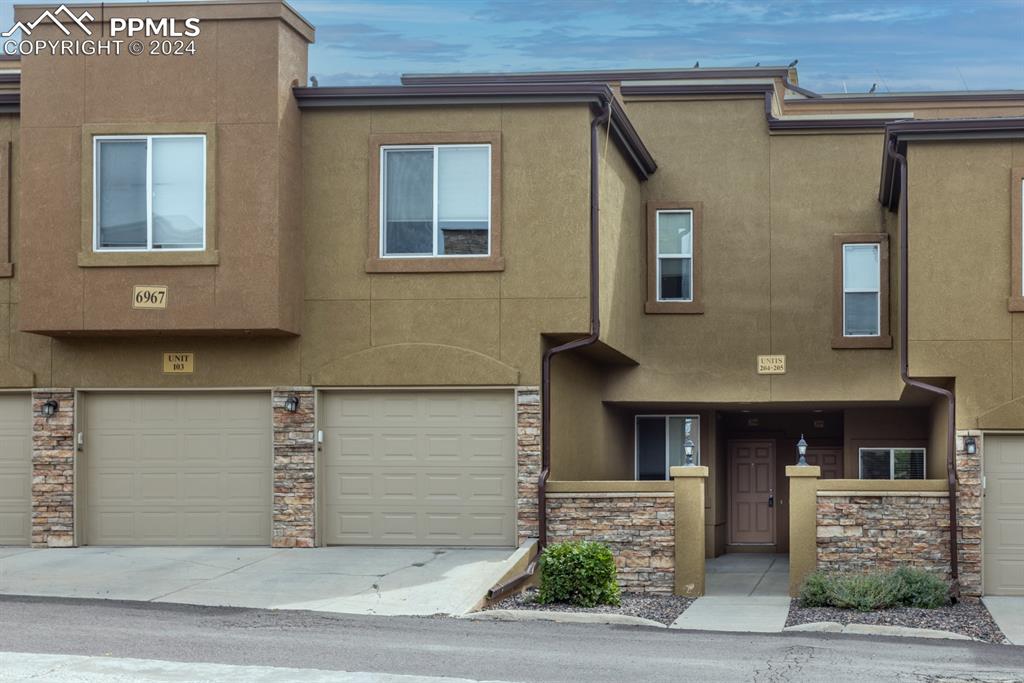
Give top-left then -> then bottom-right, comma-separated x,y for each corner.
0,0 -> 1021,598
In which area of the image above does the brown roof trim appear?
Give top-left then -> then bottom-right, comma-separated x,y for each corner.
879,117 -> 1024,209
623,83 -> 773,97
402,67 -> 794,85
293,83 -> 657,180
790,91 -> 1024,105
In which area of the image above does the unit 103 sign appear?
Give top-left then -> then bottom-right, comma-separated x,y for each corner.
757,354 -> 786,375
133,285 -> 167,309
163,353 -> 194,374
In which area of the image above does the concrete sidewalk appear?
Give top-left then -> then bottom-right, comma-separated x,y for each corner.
0,546 -> 519,616
671,553 -> 791,632
982,596 -> 1024,645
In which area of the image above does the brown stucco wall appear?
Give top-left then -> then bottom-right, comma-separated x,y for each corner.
6,97 -> 596,388
907,140 -> 1024,429
16,3 -> 309,336
842,406 -> 931,478
600,96 -> 903,407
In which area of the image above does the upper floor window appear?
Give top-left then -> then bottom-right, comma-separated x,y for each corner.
859,447 -> 925,480
832,233 -> 891,349
94,135 -> 206,252
842,243 -> 880,336
368,133 -> 503,273
382,143 -> 490,257
646,201 -> 703,314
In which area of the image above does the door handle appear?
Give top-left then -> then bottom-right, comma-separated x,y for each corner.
768,495 -> 774,508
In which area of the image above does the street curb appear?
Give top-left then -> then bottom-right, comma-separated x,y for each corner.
460,609 -> 667,628
784,621 -> 974,640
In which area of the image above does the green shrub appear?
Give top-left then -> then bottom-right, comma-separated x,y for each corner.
537,541 -> 621,607
889,566 -> 950,609
798,567 -> 950,612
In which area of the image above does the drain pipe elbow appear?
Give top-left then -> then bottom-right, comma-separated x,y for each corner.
887,138 -> 961,597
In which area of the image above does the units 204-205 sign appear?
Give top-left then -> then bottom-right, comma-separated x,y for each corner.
757,355 -> 786,375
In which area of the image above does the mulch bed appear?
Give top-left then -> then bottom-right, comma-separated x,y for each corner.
787,597 -> 1008,644
487,588 -> 693,626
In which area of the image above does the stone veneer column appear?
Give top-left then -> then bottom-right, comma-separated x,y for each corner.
31,389 -> 75,548
787,464 -> 821,596
515,387 -> 540,544
955,431 -> 983,596
272,388 -> 316,548
671,465 -> 708,597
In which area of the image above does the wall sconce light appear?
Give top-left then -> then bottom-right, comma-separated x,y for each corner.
684,438 -> 696,466
796,434 -> 808,466
964,436 -> 977,455
41,399 -> 58,418
284,395 -> 300,413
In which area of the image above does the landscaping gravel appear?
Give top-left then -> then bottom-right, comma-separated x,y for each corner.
787,597 -> 1008,644
488,589 -> 693,626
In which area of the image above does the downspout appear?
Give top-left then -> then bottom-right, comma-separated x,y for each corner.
886,138 -> 961,598
487,97 -> 611,601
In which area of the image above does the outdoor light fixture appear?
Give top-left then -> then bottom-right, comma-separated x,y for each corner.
796,434 -> 808,466
284,395 -> 300,413
684,438 -> 695,466
41,399 -> 58,418
964,436 -> 977,455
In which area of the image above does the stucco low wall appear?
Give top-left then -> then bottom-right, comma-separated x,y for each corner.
816,492 -> 951,579
545,487 -> 675,593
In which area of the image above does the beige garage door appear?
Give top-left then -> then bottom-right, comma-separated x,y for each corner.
322,390 -> 516,546
984,434 -> 1024,595
84,392 -> 271,546
0,394 -> 31,545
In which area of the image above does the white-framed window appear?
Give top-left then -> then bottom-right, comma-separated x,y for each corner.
842,242 -> 881,337
380,144 -> 491,258
93,135 -> 206,252
635,414 -> 700,480
858,447 -> 926,480
656,210 -> 693,301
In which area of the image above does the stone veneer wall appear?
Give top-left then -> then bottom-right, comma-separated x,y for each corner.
816,493 -> 951,578
546,492 -> 675,593
516,387 -> 540,544
955,432 -> 982,597
31,389 -> 75,547
272,388 -> 316,548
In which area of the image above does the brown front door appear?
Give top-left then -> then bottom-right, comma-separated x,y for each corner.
804,447 -> 843,479
728,440 -> 776,545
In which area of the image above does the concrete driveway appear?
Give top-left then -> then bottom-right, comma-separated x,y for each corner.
0,546 -> 521,616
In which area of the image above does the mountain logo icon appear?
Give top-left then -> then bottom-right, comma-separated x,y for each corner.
2,4 -> 94,38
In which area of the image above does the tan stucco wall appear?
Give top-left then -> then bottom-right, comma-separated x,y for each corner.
6,97 -> 595,387
907,140 -> 1024,428
16,7 -> 309,336
599,97 -> 904,405
598,125 -> 644,362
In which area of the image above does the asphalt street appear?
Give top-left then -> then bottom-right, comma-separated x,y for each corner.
0,595 -> 1021,682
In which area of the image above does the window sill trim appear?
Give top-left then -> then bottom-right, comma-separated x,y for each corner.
365,255 -> 504,273
77,250 -> 220,267
831,335 -> 892,350
1009,296 -> 1024,312
0,262 -> 11,278
645,301 -> 704,315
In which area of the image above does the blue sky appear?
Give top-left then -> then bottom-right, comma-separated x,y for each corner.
2,0 -> 1022,93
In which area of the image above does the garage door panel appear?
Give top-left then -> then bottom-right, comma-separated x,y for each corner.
85,392 -> 271,546
985,435 -> 1024,595
323,390 -> 515,546
0,394 -> 30,546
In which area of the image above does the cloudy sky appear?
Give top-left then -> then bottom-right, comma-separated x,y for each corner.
2,0 -> 1022,93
